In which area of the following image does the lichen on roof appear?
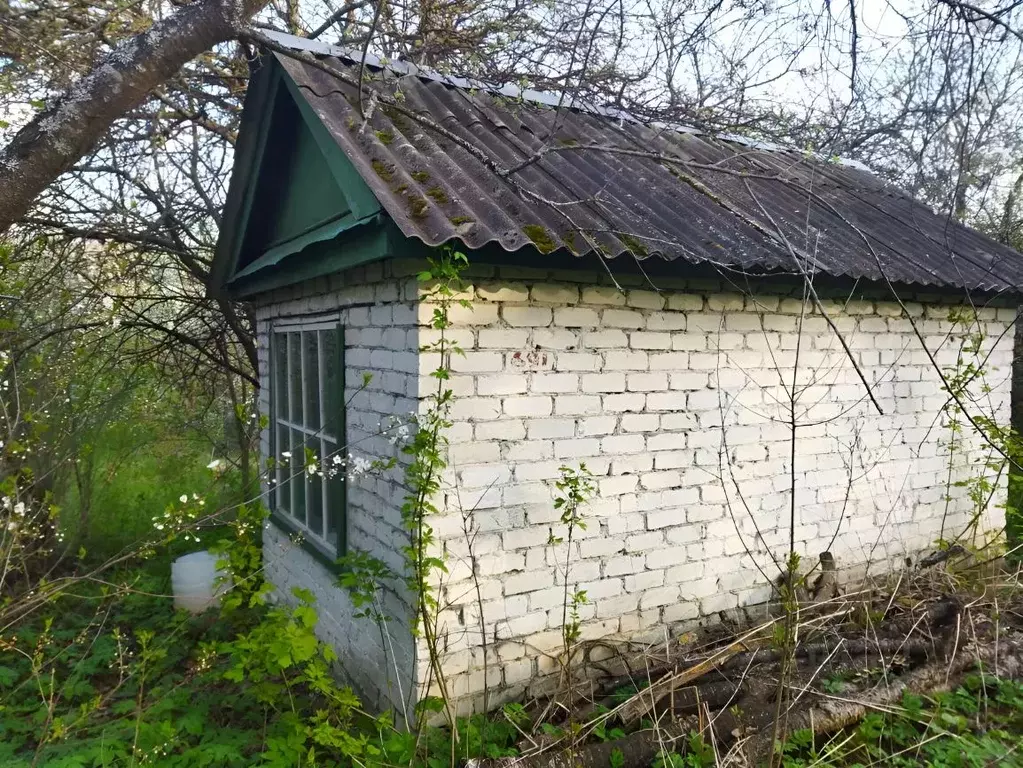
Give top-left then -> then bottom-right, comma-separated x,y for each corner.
406,194 -> 430,219
522,224 -> 557,254
371,159 -> 396,182
426,186 -> 449,204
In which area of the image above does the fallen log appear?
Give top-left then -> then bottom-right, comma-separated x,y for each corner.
740,641 -> 1023,763
785,645 -> 1023,736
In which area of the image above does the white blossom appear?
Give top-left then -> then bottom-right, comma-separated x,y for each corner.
348,455 -> 373,478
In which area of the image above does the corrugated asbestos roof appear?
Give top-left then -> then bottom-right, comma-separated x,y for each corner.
268,32 -> 1023,295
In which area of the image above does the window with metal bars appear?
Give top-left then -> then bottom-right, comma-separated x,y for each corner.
270,320 -> 346,557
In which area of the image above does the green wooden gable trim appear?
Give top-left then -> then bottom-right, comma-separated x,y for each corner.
210,58 -> 389,298
227,217 -> 412,298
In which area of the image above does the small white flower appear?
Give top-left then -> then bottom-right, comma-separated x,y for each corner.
331,455 -> 343,466
179,494 -> 188,504
348,455 -> 373,478
207,459 -> 223,471
281,451 -> 292,459
306,463 -> 318,476
13,502 -> 25,516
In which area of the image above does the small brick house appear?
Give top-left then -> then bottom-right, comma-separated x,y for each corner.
211,32 -> 1023,716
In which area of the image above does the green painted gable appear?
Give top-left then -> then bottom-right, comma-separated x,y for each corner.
210,60 -> 390,298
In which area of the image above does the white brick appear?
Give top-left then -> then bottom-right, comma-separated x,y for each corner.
479,329 -> 530,348
532,284 -> 580,303
646,392 -> 688,412
624,570 -> 664,591
459,465 -> 513,488
443,302 -> 499,325
603,393 -> 646,412
450,352 -> 504,373
645,546 -> 686,567
586,329 -> 629,348
502,527 -> 551,549
555,438 -> 601,458
647,313 -> 688,331
602,434 -> 646,454
627,372 -> 668,391
477,374 -> 529,395
534,328 -> 579,349
503,306 -> 553,327
505,570 -> 553,595
581,286 -> 627,305
602,309 -> 646,329
622,413 -> 660,432
554,307 -> 600,327
669,372 -> 708,390
582,373 -> 626,393
555,395 -> 603,415
532,373 -> 579,393
604,350 -> 649,370
627,290 -> 665,309
478,283 -> 529,302
640,585 -> 681,609
503,396 -> 553,417
578,416 -> 618,436
450,397 -> 502,421
526,418 -> 576,439
707,293 -> 745,311
631,332 -> 673,350
648,352 -> 689,370
556,352 -> 601,371
666,293 -> 703,311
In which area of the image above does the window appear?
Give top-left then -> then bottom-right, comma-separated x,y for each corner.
270,320 -> 345,556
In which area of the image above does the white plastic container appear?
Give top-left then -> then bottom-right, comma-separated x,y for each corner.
171,551 -> 228,614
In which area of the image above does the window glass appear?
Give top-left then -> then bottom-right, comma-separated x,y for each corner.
274,333 -> 288,422
307,436 -> 324,538
322,328 -> 340,439
288,332 -> 302,425
304,331 -> 320,431
271,322 -> 344,556
276,422 -> 291,513
290,426 -> 306,526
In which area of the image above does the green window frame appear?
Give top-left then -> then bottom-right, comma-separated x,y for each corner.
269,318 -> 346,560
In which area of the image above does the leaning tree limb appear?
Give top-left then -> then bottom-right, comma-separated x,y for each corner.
0,0 -> 271,234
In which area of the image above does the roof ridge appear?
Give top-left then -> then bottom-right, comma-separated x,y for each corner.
259,29 -> 872,172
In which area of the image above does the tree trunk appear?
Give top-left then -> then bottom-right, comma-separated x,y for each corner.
0,0 -> 270,234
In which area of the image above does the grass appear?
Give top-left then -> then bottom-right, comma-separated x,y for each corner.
58,423 -> 225,561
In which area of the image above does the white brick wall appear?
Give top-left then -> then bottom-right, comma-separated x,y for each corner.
254,261 -> 420,715
416,269 -> 1014,713
254,261 -> 1015,718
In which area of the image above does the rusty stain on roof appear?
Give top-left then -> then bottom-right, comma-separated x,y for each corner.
269,34 -> 1023,295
